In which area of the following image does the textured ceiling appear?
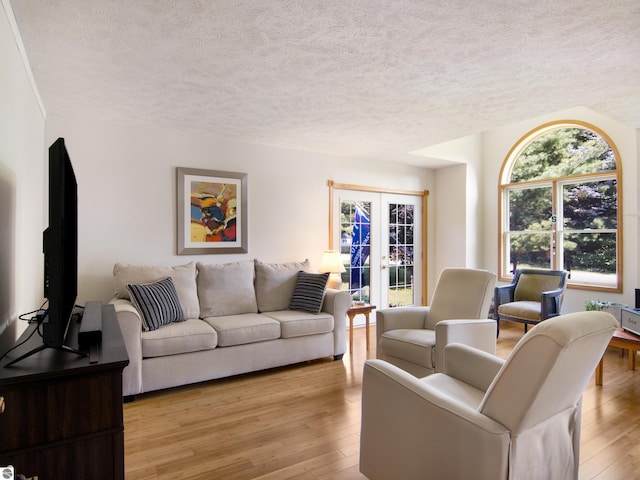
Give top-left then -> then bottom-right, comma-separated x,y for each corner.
8,0 -> 640,167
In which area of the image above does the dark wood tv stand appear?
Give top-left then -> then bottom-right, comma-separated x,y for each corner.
0,304 -> 129,479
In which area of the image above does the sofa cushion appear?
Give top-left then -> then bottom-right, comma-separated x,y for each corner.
127,277 -> 185,332
264,310 -> 334,338
197,261 -> 258,317
202,313 -> 281,347
254,259 -> 310,312
113,262 -> 200,318
288,271 -> 329,314
141,318 -> 218,358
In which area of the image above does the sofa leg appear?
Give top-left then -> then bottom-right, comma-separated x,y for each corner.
123,395 -> 136,403
333,354 -> 344,361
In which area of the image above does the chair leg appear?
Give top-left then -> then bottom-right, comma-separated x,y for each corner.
524,323 -> 528,333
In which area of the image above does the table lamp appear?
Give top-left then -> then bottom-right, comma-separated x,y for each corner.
319,250 -> 346,289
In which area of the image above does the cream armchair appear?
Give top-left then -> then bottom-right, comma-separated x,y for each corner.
376,268 -> 496,377
360,311 -> 617,480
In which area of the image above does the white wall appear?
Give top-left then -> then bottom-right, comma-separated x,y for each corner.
0,2 -> 46,351
480,106 -> 639,313
45,116 -> 436,305
46,105 -> 635,314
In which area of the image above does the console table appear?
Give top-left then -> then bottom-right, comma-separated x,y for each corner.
0,304 -> 129,479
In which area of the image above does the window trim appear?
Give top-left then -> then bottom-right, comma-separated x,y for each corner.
498,120 -> 623,293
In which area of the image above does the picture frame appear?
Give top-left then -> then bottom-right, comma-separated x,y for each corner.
177,167 -> 248,255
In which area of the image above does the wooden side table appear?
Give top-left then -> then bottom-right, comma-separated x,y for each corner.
595,327 -> 640,385
347,304 -> 376,353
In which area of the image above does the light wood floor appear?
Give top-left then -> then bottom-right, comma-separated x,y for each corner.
123,321 -> 640,480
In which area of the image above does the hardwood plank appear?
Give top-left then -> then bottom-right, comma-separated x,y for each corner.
124,321 -> 640,479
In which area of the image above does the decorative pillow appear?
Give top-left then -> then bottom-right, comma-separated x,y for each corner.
113,262 -> 199,319
127,277 -> 185,331
288,271 -> 329,314
197,261 -> 258,317
255,259 -> 311,312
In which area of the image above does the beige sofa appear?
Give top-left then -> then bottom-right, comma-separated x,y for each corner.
110,259 -> 351,397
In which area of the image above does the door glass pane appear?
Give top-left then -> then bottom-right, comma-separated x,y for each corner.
341,201 -> 371,304
387,203 -> 414,307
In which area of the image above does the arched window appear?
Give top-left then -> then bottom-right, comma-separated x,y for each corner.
499,121 -> 622,292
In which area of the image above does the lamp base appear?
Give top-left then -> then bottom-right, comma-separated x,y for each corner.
327,274 -> 343,290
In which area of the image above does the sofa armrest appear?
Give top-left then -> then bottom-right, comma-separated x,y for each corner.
434,319 -> 497,373
322,289 -> 351,356
110,298 -> 143,396
442,343 -> 505,392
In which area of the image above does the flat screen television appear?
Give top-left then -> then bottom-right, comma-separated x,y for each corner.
4,138 -> 82,366
42,137 -> 78,348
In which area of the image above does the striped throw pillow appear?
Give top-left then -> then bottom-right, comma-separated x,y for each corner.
288,271 -> 329,314
127,277 -> 185,331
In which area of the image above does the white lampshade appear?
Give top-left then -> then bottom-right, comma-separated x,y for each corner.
319,250 -> 346,274
319,250 -> 345,289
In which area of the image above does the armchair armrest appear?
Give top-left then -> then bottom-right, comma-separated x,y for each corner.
434,319 -> 497,373
375,307 -> 430,344
541,287 -> 564,320
442,343 -> 505,392
361,359 -> 509,480
321,289 -> 351,357
493,284 -> 515,319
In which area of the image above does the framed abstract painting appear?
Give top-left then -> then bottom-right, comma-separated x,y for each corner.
177,167 -> 248,254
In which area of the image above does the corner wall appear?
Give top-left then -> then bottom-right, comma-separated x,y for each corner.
431,133 -> 484,274
434,164 -> 466,273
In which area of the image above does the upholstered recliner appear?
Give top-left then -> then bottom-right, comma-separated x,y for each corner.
360,311 -> 617,480
376,268 -> 496,377
494,268 -> 568,334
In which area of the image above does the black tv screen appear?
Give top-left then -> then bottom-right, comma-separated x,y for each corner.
42,137 -> 78,348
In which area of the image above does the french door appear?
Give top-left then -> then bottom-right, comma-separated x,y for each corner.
329,182 -> 427,326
